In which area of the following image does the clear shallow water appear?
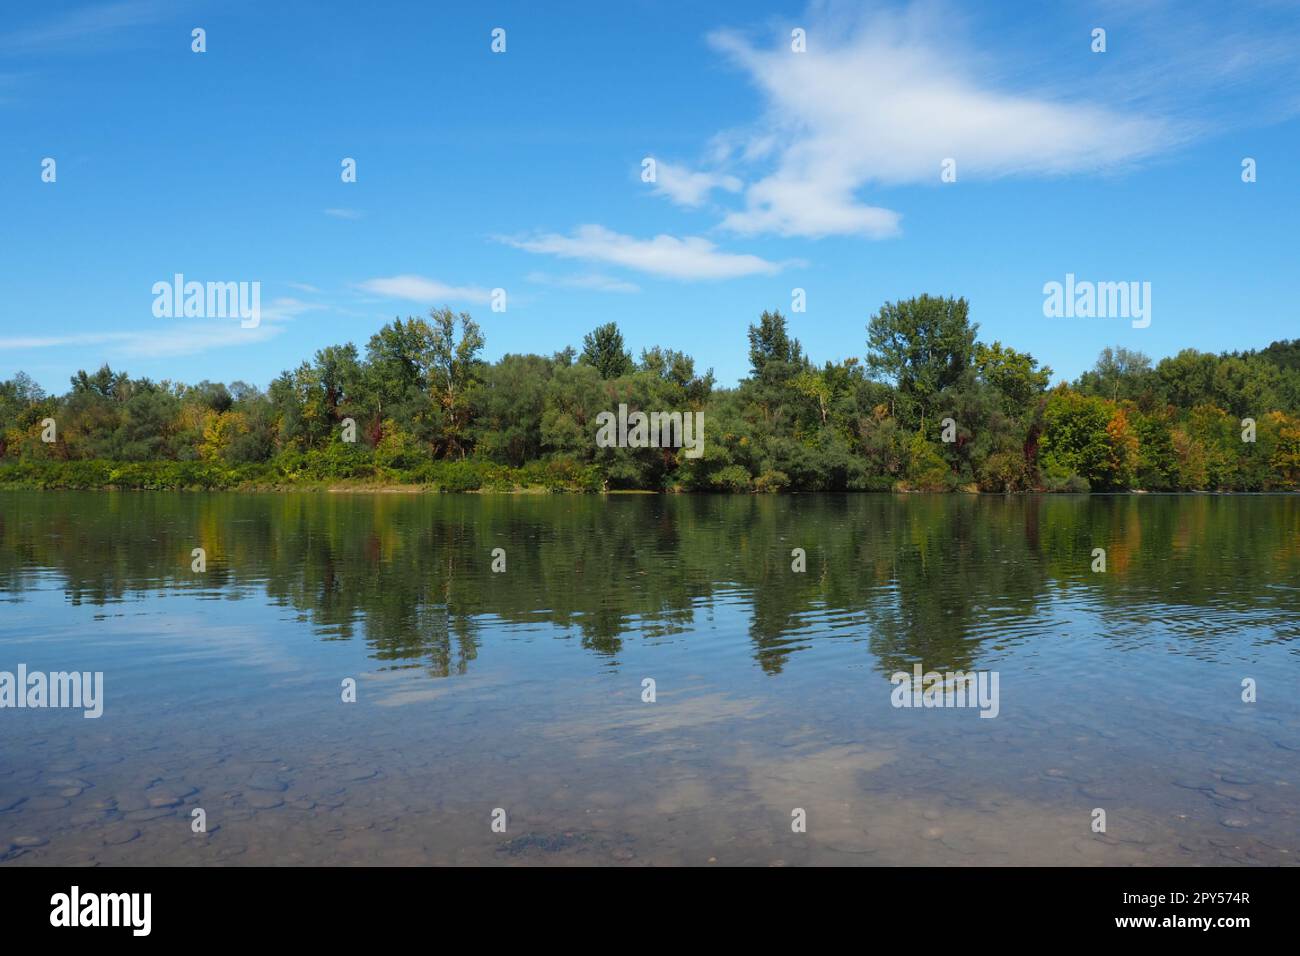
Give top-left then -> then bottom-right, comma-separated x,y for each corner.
0,491 -> 1297,866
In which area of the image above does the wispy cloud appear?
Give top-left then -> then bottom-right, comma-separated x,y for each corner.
500,225 -> 785,281
657,1 -> 1186,239
0,298 -> 320,358
1087,0 -> 1300,123
0,1 -> 170,56
259,297 -> 318,324
526,271 -> 641,294
357,275 -> 495,304
648,159 -> 743,208
323,208 -> 363,220
2,323 -> 279,359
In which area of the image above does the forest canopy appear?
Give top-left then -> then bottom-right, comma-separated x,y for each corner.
3,298 -> 1299,493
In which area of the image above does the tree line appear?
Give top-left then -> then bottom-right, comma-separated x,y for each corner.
2,295 -> 1299,492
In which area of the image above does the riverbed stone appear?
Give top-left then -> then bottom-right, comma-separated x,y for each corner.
124,807 -> 175,822
1214,771 -> 1255,786
25,796 -> 69,811
101,826 -> 141,846
245,792 -> 285,810
247,773 -> 289,793
1210,785 -> 1253,802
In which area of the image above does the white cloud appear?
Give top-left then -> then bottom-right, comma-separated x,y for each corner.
650,160 -> 743,208
1,323 -> 279,359
526,272 -> 641,294
357,275 -> 494,303
698,5 -> 1180,238
0,297 -> 320,358
259,297 -> 317,324
121,321 -> 287,357
500,224 -> 783,281
723,175 -> 901,240
324,208 -> 362,219
0,331 -> 136,350
1086,0 -> 1300,122
0,1 -> 168,55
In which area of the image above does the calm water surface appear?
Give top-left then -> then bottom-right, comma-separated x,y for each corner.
1,491 -> 1297,865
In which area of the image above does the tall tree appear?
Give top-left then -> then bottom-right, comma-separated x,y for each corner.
747,310 -> 803,380
866,295 -> 977,427
974,341 -> 1052,413
1076,346 -> 1153,403
364,317 -> 437,446
580,323 -> 633,379
428,308 -> 485,459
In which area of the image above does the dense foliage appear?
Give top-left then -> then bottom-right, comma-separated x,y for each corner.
3,298 -> 1299,492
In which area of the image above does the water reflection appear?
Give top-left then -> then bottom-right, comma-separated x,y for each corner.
1,492 -> 1298,866
1,493 -> 1297,675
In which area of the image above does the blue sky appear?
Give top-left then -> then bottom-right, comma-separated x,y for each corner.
2,0 -> 1298,394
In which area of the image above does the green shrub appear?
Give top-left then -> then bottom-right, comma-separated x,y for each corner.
435,460 -> 485,492
710,465 -> 752,492
753,469 -> 789,493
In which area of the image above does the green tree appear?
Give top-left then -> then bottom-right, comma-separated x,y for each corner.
866,296 -> 977,428
364,316 -> 437,448
1039,387 -> 1135,490
427,308 -> 485,459
1076,347 -> 1154,404
974,341 -> 1052,413
580,322 -> 633,379
473,354 -> 554,466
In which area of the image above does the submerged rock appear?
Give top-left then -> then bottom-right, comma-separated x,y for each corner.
124,807 -> 175,822
100,826 -> 141,846
1210,785 -> 1254,802
246,773 -> 289,793
245,793 -> 285,810
25,796 -> 69,811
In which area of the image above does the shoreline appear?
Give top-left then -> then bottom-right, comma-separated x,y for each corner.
1,480 -> 1293,496
3,458 -> 1295,496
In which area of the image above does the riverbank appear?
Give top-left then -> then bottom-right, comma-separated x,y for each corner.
4,460 -> 1292,494
0,459 -> 604,494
